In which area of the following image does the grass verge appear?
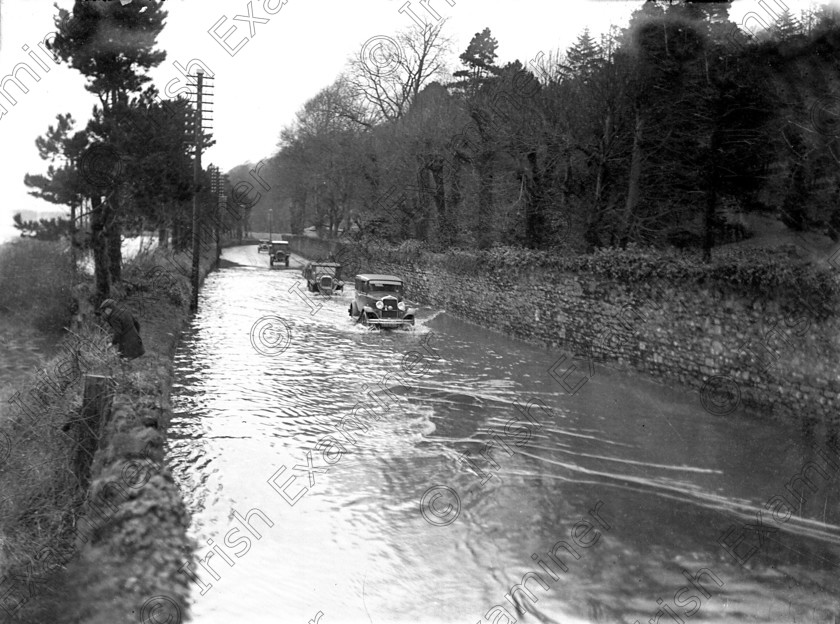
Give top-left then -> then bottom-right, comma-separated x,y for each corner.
0,242 -> 215,623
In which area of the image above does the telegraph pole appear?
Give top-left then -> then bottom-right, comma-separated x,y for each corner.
209,164 -> 222,267
189,70 -> 204,312
185,70 -> 215,311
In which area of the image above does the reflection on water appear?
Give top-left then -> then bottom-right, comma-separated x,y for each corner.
167,246 -> 840,624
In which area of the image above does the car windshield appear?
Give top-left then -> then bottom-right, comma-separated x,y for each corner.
369,282 -> 401,293
315,266 -> 336,275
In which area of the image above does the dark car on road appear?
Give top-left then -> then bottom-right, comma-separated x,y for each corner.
349,274 -> 416,328
302,262 -> 344,295
257,239 -> 270,253
268,241 -> 290,268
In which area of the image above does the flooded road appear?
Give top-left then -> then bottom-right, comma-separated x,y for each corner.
167,245 -> 840,624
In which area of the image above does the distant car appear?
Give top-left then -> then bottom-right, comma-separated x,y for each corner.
257,239 -> 270,253
349,274 -> 415,328
302,262 -> 344,295
268,241 -> 290,268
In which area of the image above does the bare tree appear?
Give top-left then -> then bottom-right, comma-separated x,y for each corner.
348,21 -> 453,122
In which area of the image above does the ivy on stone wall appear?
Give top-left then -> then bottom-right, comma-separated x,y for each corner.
287,235 -> 838,319
355,241 -> 838,319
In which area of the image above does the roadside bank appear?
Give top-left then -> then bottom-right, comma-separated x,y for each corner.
287,236 -> 840,433
1,245 -> 217,624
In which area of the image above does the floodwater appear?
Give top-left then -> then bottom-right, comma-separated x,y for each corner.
166,245 -> 840,624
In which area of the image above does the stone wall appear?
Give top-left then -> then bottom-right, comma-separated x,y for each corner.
287,237 -> 840,429
287,235 -> 335,262
52,251 -> 216,623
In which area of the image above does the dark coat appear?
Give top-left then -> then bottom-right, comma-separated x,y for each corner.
106,305 -> 145,359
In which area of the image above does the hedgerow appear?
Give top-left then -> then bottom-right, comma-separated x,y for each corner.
356,240 -> 838,317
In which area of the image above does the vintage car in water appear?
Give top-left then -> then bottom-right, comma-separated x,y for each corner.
349,274 -> 416,328
302,262 -> 344,295
268,241 -> 290,267
257,239 -> 270,253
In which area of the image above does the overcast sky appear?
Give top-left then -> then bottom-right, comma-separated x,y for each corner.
0,0 -> 822,242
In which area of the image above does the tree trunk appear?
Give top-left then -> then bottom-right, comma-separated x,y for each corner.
594,109 -> 613,209
622,109 -> 644,246
703,131 -> 720,263
291,192 -> 306,235
524,151 -> 547,249
449,161 -> 462,245
476,151 -> 494,249
429,159 -> 449,248
90,194 -> 110,300
106,197 -> 122,282
172,220 -> 181,252
69,199 -> 77,271
415,166 -> 432,241
175,211 -> 190,251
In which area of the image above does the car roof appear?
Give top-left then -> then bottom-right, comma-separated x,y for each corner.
313,262 -> 341,267
270,240 -> 288,244
356,274 -> 403,282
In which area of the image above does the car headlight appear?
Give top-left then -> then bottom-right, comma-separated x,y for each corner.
375,300 -> 384,309
397,302 -> 406,311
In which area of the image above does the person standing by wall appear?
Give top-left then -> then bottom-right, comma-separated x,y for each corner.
98,299 -> 145,360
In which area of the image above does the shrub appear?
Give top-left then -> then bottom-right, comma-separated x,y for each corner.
0,321 -> 118,594
122,248 -> 192,309
361,239 -> 838,317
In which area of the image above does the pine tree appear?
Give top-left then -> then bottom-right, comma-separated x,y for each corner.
48,0 -> 168,296
24,114 -> 89,263
563,29 -> 604,80
50,0 -> 167,111
773,9 -> 802,41
12,213 -> 72,241
453,27 -> 499,87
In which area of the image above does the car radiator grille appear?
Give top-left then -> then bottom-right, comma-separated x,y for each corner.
380,297 -> 399,318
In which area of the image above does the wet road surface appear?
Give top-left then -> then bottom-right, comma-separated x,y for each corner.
166,244 -> 840,624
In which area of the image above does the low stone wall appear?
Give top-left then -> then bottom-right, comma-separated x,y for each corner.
49,251 -> 215,623
287,238 -> 840,429
286,235 -> 336,261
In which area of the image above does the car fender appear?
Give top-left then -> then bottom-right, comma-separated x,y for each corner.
362,305 -> 377,315
406,307 -> 417,316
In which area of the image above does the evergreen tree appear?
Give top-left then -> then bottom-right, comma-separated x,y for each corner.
48,0 -> 168,297
12,214 -> 72,241
449,28 -> 504,248
773,9 -> 802,41
453,27 -> 499,88
24,114 -> 89,263
24,114 -> 87,208
562,29 -> 604,81
49,0 -> 166,110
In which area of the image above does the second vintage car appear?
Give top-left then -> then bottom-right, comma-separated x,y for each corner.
257,239 -> 270,253
302,262 -> 344,295
349,274 -> 416,328
268,240 -> 290,268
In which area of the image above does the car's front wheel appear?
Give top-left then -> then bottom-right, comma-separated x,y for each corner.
285,257 -> 290,267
